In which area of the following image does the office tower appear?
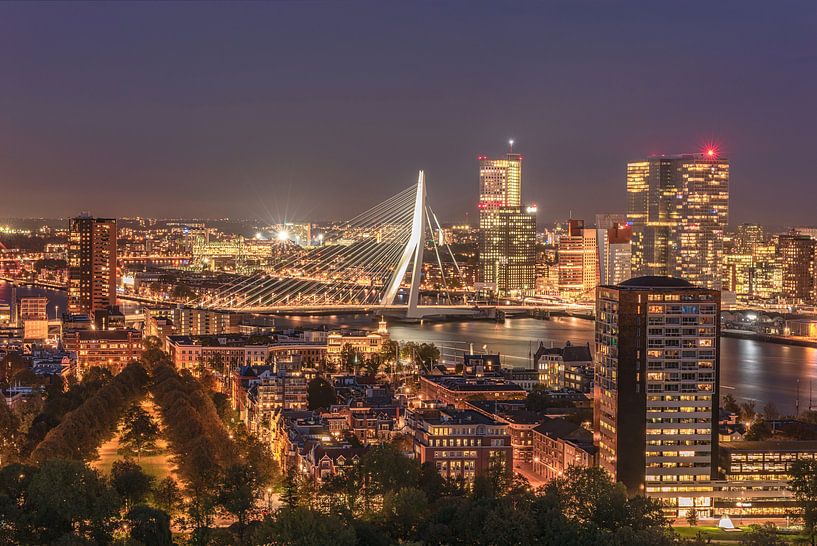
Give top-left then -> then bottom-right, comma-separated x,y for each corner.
733,223 -> 766,254
478,152 -> 536,296
595,276 -> 719,517
558,219 -> 598,299
68,215 -> 117,316
480,206 -> 537,296
627,151 -> 729,290
779,232 -> 816,303
478,153 -> 521,209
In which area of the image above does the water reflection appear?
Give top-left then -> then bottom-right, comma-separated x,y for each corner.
2,281 -> 815,410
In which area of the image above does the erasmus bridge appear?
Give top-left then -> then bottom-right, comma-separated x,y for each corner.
196,172 -> 590,318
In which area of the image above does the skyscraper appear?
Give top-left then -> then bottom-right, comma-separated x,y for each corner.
68,215 -> 117,317
478,152 -> 535,296
478,153 -> 521,210
627,151 -> 729,290
595,276 -> 719,517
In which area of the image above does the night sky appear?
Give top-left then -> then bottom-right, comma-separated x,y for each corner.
1,1 -> 815,226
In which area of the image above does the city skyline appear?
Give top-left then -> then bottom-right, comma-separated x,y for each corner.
1,1 -> 816,224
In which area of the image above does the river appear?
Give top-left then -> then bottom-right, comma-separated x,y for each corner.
2,281 -> 815,412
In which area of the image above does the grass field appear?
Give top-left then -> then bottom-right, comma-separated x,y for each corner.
91,399 -> 177,482
674,525 -> 807,543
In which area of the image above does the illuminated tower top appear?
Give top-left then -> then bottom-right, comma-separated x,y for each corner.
478,152 -> 522,210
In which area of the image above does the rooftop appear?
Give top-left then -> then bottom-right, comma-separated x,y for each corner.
615,275 -> 695,289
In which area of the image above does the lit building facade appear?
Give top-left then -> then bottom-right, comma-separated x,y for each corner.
627,152 -> 729,290
595,276 -> 719,517
779,232 -> 816,303
557,219 -> 599,299
68,216 -> 117,316
18,297 -> 49,341
410,407 -> 512,483
63,328 -> 142,373
478,153 -> 536,296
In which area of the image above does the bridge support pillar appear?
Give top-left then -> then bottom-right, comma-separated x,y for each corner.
382,170 -> 426,319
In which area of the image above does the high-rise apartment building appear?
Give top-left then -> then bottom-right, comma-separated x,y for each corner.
595,276 -> 719,517
779,232 -> 816,303
627,151 -> 729,290
68,216 -> 117,317
478,152 -> 536,296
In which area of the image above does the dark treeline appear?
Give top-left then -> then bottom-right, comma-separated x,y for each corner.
30,362 -> 149,463
150,363 -> 234,486
259,443 -> 682,546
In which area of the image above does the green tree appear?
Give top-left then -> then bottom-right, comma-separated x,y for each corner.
339,343 -> 361,373
0,463 -> 35,544
379,339 -> 400,371
170,283 -> 196,300
110,459 -> 153,511
120,404 -> 160,458
0,402 -> 22,466
381,487 -> 429,540
152,476 -> 182,516
127,504 -> 172,546
252,507 -> 357,546
745,420 -> 773,441
740,400 -> 757,422
23,460 -> 120,544
217,464 -> 258,530
307,377 -> 336,410
738,523 -> 785,545
722,393 -> 740,414
547,466 -> 667,534
686,506 -> 699,527
790,460 -> 817,546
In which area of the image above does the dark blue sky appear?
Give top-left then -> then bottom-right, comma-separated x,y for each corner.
1,1 -> 815,226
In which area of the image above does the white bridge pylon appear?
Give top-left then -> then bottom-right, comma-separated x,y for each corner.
195,170 -> 462,316
382,170 -> 425,318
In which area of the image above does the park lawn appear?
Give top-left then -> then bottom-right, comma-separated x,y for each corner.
674,525 -> 807,544
91,399 -> 177,481
92,432 -> 176,481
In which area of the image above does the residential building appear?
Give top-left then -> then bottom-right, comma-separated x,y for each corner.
531,418 -> 597,482
595,276 -> 719,517
534,341 -> 593,393
68,216 -> 117,317
419,375 -> 527,409
63,328 -> 142,373
410,407 -> 513,483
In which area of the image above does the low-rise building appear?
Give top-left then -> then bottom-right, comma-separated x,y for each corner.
535,341 -> 593,393
712,440 -> 817,518
419,375 -> 527,409
531,418 -> 597,482
166,334 -> 326,370
326,320 -> 390,369
410,407 -> 513,483
62,328 -> 142,373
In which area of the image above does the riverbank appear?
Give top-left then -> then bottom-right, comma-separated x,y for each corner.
722,329 -> 817,349
0,275 -> 66,290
